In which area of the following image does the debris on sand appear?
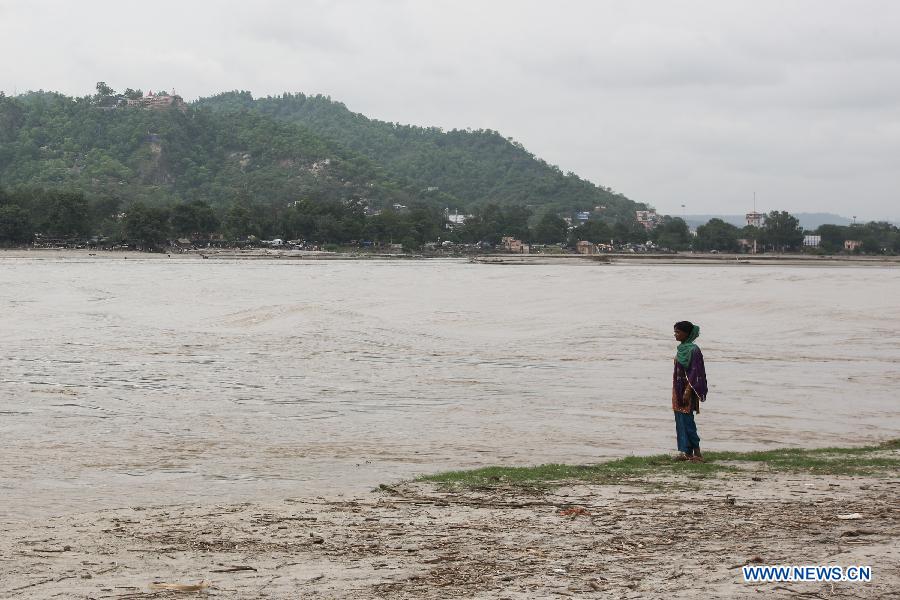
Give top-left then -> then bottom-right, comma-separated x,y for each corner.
2,472 -> 897,598
149,580 -> 211,592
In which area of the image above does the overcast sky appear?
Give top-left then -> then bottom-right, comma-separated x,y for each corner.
2,0 -> 898,220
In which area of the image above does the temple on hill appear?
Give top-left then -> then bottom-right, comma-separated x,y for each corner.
125,90 -> 186,111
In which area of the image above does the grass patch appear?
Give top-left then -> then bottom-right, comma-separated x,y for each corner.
419,455 -> 734,487
706,438 -> 900,476
419,439 -> 899,488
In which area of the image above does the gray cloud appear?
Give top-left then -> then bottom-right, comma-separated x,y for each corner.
1,0 -> 898,220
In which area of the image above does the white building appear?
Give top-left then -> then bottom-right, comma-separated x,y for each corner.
803,235 -> 821,248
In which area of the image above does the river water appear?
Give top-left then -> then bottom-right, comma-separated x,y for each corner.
1,254 -> 898,521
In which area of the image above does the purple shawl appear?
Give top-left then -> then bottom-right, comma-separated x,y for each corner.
672,347 -> 708,413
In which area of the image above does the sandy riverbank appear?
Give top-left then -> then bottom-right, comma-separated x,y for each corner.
2,464 -> 897,599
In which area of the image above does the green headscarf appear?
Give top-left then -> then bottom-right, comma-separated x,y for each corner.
676,324 -> 700,368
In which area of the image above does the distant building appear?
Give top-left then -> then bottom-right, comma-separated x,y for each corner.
501,236 -> 529,254
743,211 -> 765,253
445,209 -> 469,226
574,211 -> 591,223
127,90 -> 186,111
803,235 -> 821,248
844,240 -> 862,251
635,210 -> 660,230
575,240 -> 597,255
745,211 -> 764,228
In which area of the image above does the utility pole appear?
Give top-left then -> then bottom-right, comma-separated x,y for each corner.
752,192 -> 757,255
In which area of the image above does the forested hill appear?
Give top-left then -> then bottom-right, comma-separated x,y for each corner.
195,91 -> 643,219
0,91 -> 401,209
0,89 -> 642,220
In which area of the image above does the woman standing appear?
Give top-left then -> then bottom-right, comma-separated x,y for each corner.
672,321 -> 708,462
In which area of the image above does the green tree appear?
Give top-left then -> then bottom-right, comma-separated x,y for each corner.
454,203 -> 532,244
39,191 -> 90,238
762,211 -> 803,252
0,204 -> 33,244
313,213 -> 344,242
816,224 -> 848,253
336,198 -> 366,242
651,217 -> 690,250
282,203 -> 318,240
694,218 -> 739,252
124,202 -> 171,249
402,203 -> 446,246
856,221 -> 897,254
0,94 -> 25,145
740,225 -> 762,252
570,219 -> 612,245
172,201 -> 219,237
95,82 -> 115,97
364,208 -> 405,243
224,204 -> 257,239
531,212 -> 568,244
617,220 -> 649,244
88,195 -> 122,222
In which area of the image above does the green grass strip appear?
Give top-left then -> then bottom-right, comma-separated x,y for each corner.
418,439 -> 899,487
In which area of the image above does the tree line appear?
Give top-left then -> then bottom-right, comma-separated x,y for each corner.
2,187 -> 896,254
0,186 -> 622,249
553,210 -> 899,254
690,212 -> 900,254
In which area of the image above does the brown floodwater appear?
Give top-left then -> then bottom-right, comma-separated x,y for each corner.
1,254 -> 898,521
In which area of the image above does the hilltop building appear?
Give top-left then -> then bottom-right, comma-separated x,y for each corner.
126,90 -> 186,111
635,210 -> 660,230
